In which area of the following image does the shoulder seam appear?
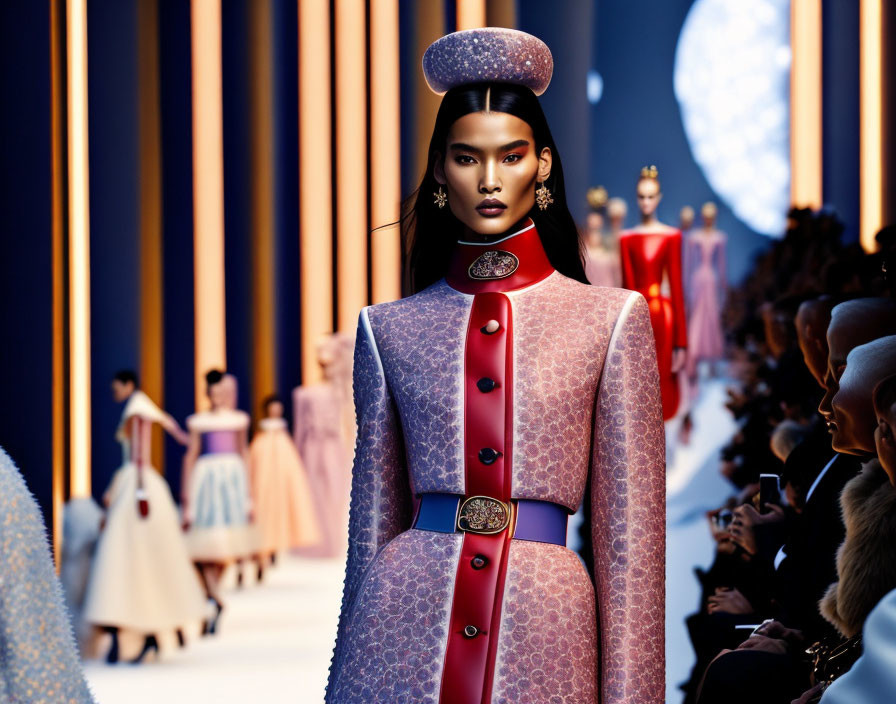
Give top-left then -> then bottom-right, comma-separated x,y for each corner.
360,307 -> 385,378
606,290 -> 641,357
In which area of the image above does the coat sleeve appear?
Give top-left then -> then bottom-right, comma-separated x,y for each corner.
326,308 -> 412,698
0,448 -> 96,703
590,292 -> 666,704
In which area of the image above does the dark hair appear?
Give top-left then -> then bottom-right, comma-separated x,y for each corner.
205,369 -> 225,390
113,369 -> 138,386
261,394 -> 282,413
402,82 -> 587,293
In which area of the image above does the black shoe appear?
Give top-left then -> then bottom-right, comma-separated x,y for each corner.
105,627 -> 120,664
130,635 -> 159,664
176,629 -> 186,648
206,599 -> 224,635
257,562 -> 265,583
237,567 -> 244,589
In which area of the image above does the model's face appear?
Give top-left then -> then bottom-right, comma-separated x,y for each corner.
266,400 -> 284,419
111,380 -> 133,403
208,381 -> 226,409
830,363 -> 877,455
875,402 -> 896,485
636,179 -> 661,218
435,111 -> 551,238
586,212 -> 603,233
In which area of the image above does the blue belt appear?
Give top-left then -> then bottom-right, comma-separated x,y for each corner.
413,493 -> 569,546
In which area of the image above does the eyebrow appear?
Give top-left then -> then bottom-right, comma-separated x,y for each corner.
448,139 -> 530,153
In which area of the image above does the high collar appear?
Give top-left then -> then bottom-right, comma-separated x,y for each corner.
445,219 -> 555,294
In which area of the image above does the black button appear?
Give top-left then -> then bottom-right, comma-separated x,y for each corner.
478,448 -> 499,465
471,555 -> 488,570
463,625 -> 479,638
476,377 -> 497,393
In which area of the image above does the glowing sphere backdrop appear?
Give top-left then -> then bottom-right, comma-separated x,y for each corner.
674,0 -> 791,237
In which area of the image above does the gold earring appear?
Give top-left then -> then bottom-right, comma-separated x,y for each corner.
535,182 -> 553,211
434,186 -> 447,209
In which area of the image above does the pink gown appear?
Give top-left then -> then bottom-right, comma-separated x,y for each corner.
685,230 -> 726,376
584,241 -> 622,288
293,384 -> 352,557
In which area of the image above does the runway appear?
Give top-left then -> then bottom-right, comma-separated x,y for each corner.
84,377 -> 734,704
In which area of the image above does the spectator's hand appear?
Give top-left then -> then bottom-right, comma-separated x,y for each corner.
736,634 -> 789,656
791,684 -> 825,704
753,620 -> 805,647
707,587 -> 753,615
729,503 -> 785,554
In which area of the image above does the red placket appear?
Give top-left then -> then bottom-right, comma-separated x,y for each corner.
440,221 -> 554,704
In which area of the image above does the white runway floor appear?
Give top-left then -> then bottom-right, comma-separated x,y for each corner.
84,378 -> 735,704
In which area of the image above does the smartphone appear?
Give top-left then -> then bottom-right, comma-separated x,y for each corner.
759,473 -> 781,514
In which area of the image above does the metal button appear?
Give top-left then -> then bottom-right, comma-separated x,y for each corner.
478,448 -> 499,465
476,377 -> 497,393
463,625 -> 479,638
471,555 -> 488,570
481,320 -> 501,334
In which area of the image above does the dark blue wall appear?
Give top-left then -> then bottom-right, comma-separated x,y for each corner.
0,1 -> 54,522
87,0 -> 141,502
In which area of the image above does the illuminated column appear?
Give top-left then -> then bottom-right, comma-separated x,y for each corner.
51,0 -> 66,565
250,0 -> 277,409
370,0 -> 402,303
299,0 -> 333,382
190,0 -> 227,407
790,0 -> 822,209
860,0 -> 883,251
335,0 -> 368,330
457,0 -> 486,30
66,0 -> 92,498
138,0 -> 165,467
486,0 -> 516,28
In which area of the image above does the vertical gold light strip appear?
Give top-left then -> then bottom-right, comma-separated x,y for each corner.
335,0 -> 368,330
138,0 -> 166,468
299,0 -> 333,382
190,0 -> 227,407
66,0 -> 92,498
50,0 -> 66,567
457,0 -> 486,30
370,0 -> 402,304
414,2 -> 444,184
790,0 -> 823,209
860,0 -> 883,252
486,0 -> 516,28
250,0 -> 277,409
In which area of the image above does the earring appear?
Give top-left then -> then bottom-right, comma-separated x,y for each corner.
434,186 -> 447,209
535,182 -> 553,211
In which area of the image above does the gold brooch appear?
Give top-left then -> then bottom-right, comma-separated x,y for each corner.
468,250 -> 519,280
457,496 -> 511,535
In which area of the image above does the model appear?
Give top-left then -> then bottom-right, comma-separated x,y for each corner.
326,28 -> 665,704
582,186 -> 621,288
619,166 -> 688,420
248,394 -> 320,573
182,370 -> 254,630
685,202 -> 726,378
293,335 -> 353,558
82,370 -> 207,662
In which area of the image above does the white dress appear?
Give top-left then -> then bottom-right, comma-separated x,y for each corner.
184,409 -> 256,562
82,391 -> 207,633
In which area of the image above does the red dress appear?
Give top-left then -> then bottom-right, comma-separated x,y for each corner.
619,228 -> 687,420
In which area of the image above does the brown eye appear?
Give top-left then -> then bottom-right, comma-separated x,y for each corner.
504,154 -> 521,163
455,155 -> 476,165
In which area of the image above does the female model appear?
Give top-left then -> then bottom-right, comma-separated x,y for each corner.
327,29 -> 665,704
620,167 -> 688,420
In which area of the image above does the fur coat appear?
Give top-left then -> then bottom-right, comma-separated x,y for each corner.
820,459 -> 896,638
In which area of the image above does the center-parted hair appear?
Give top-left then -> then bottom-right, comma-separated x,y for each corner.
402,82 -> 587,293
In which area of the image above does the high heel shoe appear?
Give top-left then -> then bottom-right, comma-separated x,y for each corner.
130,634 -> 159,664
202,599 -> 224,636
104,627 -> 120,664
176,628 -> 186,648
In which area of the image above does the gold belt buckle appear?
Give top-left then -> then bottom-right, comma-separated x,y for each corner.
457,496 -> 512,535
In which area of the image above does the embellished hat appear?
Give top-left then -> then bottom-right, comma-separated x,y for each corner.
422,28 -> 553,96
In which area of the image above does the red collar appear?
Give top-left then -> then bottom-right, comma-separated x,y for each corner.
445,220 -> 555,294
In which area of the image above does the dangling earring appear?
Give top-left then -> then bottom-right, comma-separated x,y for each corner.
535,182 -> 553,211
434,186 -> 447,209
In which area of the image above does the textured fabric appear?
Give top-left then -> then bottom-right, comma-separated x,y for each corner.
328,273 -> 665,703
0,447 -> 96,703
591,294 -> 666,702
248,422 -> 321,554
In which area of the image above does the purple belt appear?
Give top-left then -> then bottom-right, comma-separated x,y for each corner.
413,493 -> 569,546
201,430 -> 239,455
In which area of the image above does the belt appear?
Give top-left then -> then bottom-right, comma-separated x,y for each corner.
413,493 -> 569,546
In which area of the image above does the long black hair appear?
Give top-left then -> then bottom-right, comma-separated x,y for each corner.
402,82 -> 587,293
